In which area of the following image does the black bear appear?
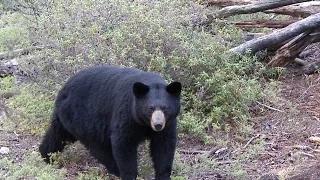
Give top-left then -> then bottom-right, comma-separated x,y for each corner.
39,66 -> 182,180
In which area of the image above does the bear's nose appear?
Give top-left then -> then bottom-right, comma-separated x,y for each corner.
151,110 -> 166,132
154,124 -> 163,131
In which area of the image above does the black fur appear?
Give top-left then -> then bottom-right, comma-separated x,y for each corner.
39,66 -> 181,180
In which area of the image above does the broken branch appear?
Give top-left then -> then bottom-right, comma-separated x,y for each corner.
232,19 -> 298,29
229,13 -> 320,54
0,45 -> 44,60
300,60 -> 320,75
204,0 -> 320,18
213,0 -> 311,19
255,101 -> 285,113
267,30 -> 320,67
243,134 -> 261,149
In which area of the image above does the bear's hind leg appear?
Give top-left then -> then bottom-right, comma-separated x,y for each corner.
39,112 -> 76,163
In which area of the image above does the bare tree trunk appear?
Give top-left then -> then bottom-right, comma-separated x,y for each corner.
232,19 -> 298,29
264,1 -> 320,17
203,0 -> 319,18
0,46 -> 44,60
266,30 -> 317,67
229,13 -> 320,54
300,60 -> 320,75
201,0 -> 255,7
214,0 -> 311,19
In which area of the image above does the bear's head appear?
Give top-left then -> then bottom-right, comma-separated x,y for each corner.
133,81 -> 181,131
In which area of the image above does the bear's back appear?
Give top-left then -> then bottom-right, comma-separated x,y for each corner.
55,66 -> 167,114
62,66 -> 166,95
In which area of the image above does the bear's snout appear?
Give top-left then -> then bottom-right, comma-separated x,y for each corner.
151,110 -> 166,131
154,124 -> 163,131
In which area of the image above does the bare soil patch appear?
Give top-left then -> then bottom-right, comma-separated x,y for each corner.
247,73 -> 320,179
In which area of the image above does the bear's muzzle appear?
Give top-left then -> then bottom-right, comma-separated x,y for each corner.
151,110 -> 166,131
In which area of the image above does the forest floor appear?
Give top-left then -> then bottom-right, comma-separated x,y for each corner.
176,71 -> 320,180
1,65 -> 320,179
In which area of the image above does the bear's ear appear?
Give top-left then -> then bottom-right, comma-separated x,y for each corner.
133,82 -> 150,98
166,82 -> 181,97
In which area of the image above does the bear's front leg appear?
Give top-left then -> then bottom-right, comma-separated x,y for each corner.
111,133 -> 139,180
150,122 -> 177,180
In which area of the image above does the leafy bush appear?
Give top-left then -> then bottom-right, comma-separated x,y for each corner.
0,12 -> 30,52
2,0 -> 264,139
0,77 -> 55,135
6,86 -> 54,135
0,76 -> 16,91
0,152 -> 67,180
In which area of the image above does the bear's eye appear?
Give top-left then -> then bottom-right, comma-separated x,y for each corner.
148,107 -> 155,112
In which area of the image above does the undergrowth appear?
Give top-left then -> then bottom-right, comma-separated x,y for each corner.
0,152 -> 67,180
0,77 -> 55,135
1,0 -> 265,140
0,0 -> 280,178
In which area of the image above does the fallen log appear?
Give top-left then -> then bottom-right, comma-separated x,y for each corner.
203,0 -> 319,18
294,58 -> 308,66
267,30 -> 320,67
213,0 -> 311,19
0,46 -> 44,60
201,0 -> 255,7
300,60 -> 320,75
232,19 -> 298,29
264,1 -> 320,17
266,31 -> 314,67
229,13 -> 320,54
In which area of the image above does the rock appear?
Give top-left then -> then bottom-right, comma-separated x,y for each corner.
0,92 -> 20,99
1,169 -> 7,176
309,136 -> 320,144
0,147 -> 10,154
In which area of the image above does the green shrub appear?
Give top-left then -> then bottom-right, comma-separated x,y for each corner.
263,67 -> 285,79
0,152 -> 67,180
77,170 -> 107,180
4,81 -> 55,135
0,76 -> 16,92
2,0 -> 264,139
0,12 -> 30,52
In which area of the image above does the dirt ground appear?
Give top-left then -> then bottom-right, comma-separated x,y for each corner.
175,72 -> 320,180
248,73 -> 320,179
1,72 -> 320,180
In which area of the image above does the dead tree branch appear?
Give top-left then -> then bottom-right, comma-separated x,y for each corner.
232,19 -> 298,29
266,30 -> 314,67
267,30 -> 320,67
229,13 -> 320,54
203,0 -> 320,17
202,0 -> 255,7
301,60 -> 320,75
0,46 -> 44,60
264,1 -> 320,17
213,0 -> 311,19
243,134 -> 261,149
294,58 -> 308,66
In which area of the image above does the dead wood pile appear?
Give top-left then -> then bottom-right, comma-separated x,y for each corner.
202,0 -> 320,75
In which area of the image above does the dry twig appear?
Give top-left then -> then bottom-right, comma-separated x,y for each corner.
232,134 -> 261,154
256,101 -> 285,113
178,149 -> 208,154
299,151 -> 315,158
243,134 -> 261,149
